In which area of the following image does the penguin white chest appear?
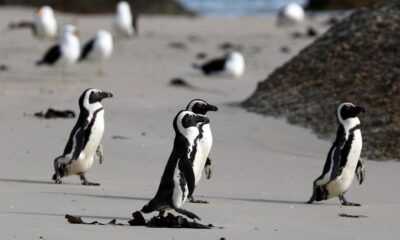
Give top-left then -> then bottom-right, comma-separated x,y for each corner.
84,110 -> 105,157
327,130 -> 362,197
193,124 -> 213,185
172,160 -> 189,208
69,111 -> 105,175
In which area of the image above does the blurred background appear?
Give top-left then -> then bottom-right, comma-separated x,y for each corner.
0,0 -> 385,15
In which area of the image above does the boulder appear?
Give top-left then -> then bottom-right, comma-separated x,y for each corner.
243,1 -> 400,160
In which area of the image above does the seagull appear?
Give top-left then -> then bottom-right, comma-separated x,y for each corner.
79,30 -> 113,75
113,1 -> 138,37
34,6 -> 58,40
36,25 -> 80,79
193,51 -> 245,78
277,3 -> 305,25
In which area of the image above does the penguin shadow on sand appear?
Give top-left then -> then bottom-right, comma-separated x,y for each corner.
42,191 -> 150,202
0,178 -> 54,185
202,195 -> 306,205
8,211 -> 132,222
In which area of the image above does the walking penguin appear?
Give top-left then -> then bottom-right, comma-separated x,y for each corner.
185,99 -> 218,203
52,88 -> 113,185
306,102 -> 366,206
141,110 -> 210,220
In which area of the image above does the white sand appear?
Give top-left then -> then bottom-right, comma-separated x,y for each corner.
0,7 -> 399,240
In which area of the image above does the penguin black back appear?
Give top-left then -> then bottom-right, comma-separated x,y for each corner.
142,110 -> 209,216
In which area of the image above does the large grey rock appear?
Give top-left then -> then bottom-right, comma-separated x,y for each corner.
243,1 -> 400,160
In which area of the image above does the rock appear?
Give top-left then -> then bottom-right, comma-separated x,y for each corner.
34,108 -> 75,119
242,1 -> 400,160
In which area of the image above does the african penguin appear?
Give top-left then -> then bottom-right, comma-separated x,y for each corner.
185,99 -> 218,203
34,6 -> 58,40
277,3 -> 305,25
141,110 -> 209,220
52,88 -> 113,186
113,1 -> 138,37
193,51 -> 245,78
306,102 -> 366,206
36,24 -> 80,67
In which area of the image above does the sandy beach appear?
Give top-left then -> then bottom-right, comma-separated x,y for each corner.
0,7 -> 399,239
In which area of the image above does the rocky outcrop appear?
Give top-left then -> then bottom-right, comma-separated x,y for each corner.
306,0 -> 385,10
243,1 -> 400,160
0,0 -> 194,15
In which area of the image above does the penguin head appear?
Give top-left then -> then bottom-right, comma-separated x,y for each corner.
173,110 -> 209,136
79,88 -> 113,112
186,99 -> 218,115
337,102 -> 365,125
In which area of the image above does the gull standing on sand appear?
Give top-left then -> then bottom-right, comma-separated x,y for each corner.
34,6 -> 58,40
277,3 -> 305,25
193,51 -> 245,78
79,30 -> 113,74
36,24 -> 80,74
113,1 -> 138,37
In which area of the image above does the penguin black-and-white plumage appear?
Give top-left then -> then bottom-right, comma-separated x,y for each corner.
193,51 -> 245,78
52,88 -> 113,185
36,24 -> 80,66
306,102 -> 366,206
141,110 -> 210,220
185,99 -> 218,203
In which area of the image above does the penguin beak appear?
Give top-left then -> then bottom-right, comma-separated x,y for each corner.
207,104 -> 218,112
355,105 -> 366,114
196,115 -> 210,124
100,92 -> 113,100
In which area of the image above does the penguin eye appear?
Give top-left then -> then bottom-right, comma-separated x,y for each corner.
345,105 -> 350,109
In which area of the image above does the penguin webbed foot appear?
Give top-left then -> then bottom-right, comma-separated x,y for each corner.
175,208 -> 201,220
188,195 -> 209,204
79,174 -> 100,186
52,174 -> 62,184
305,183 -> 317,204
339,195 -> 361,207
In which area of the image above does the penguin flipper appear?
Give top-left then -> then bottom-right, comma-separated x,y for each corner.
72,124 -> 87,160
355,160 -> 365,185
96,144 -> 104,164
204,157 -> 212,180
179,156 -> 195,196
330,128 -> 346,180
